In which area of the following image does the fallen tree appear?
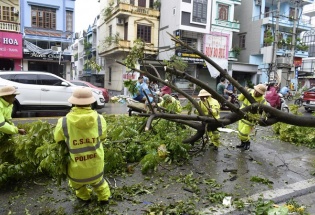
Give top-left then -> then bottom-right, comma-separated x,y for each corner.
117,34 -> 315,144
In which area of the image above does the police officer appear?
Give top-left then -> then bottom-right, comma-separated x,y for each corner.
0,85 -> 26,135
237,84 -> 267,150
54,87 -> 110,205
195,89 -> 221,151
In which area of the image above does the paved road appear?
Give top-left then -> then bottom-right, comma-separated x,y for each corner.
11,102 -> 315,214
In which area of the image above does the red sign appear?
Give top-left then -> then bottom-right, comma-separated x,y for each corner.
122,73 -> 137,80
294,57 -> 302,67
0,31 -> 22,59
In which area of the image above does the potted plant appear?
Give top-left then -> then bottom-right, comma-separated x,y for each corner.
263,30 -> 274,46
232,46 -> 241,58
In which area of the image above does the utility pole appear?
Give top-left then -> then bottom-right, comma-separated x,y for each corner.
271,0 -> 281,83
289,1 -> 299,86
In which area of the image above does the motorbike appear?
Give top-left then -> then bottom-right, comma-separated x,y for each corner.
277,93 -> 289,112
220,93 -> 240,110
294,94 -> 303,107
282,91 -> 293,101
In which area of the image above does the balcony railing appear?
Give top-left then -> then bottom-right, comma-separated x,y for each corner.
107,3 -> 159,20
0,21 -> 20,32
253,14 -> 312,30
213,19 -> 240,30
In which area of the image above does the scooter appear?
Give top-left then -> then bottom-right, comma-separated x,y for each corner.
220,93 -> 240,110
278,93 -> 289,112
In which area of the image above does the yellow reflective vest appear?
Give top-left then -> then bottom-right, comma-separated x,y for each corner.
195,97 -> 220,119
238,89 -> 267,109
0,98 -> 18,134
54,107 -> 107,184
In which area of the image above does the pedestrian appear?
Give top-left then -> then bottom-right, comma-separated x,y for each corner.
195,89 -> 221,151
158,94 -> 182,113
160,79 -> 172,96
132,76 -> 145,102
237,84 -> 267,150
226,81 -> 236,94
54,87 -> 111,205
0,85 -> 26,135
217,77 -> 232,102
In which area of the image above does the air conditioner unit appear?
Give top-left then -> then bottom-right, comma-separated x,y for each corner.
255,0 -> 261,5
117,18 -> 124,25
51,46 -> 61,52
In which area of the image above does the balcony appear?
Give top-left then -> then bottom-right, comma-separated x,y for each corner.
105,3 -> 160,21
213,19 -> 240,32
0,21 -> 20,32
100,39 -> 158,56
253,14 -> 312,31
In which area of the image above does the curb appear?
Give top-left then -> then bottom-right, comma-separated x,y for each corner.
200,178 -> 315,215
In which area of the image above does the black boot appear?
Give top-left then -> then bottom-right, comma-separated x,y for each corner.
244,141 -> 251,150
236,141 -> 246,148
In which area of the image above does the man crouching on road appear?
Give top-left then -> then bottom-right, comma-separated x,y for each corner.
54,87 -> 111,205
0,85 -> 26,135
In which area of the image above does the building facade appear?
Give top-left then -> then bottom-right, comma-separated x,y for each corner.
0,0 -> 23,71
20,0 -> 75,79
233,0 -> 313,87
98,0 -> 160,93
159,0 -> 241,90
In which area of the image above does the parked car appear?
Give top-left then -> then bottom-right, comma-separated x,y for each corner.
69,80 -> 110,103
302,87 -> 315,112
0,71 -> 105,116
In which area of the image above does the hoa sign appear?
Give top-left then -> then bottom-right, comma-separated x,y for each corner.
0,32 -> 22,59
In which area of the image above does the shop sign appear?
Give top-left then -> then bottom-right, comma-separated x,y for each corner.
0,32 -> 22,59
23,52 -> 71,61
203,32 -> 229,72
122,72 -> 139,80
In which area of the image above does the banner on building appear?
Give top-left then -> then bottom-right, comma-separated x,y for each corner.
203,32 -> 229,78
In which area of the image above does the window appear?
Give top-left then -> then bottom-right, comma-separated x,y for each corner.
138,0 -> 146,7
31,6 -> 56,29
218,4 -> 229,21
181,37 -> 197,52
37,74 -> 62,85
1,6 -> 13,21
137,24 -> 151,43
66,11 -> 73,32
109,25 -> 112,37
265,7 -> 270,18
108,67 -> 112,83
192,0 -> 207,24
149,0 -> 154,8
173,7 -> 176,15
289,7 -> 299,19
130,0 -> 135,5
239,34 -> 246,48
12,74 -> 37,85
71,81 -> 88,87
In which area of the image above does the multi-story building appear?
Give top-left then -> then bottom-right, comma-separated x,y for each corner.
233,0 -> 313,87
0,0 -> 23,71
20,0 -> 75,79
159,0 -> 241,90
71,15 -> 105,87
98,0 -> 160,93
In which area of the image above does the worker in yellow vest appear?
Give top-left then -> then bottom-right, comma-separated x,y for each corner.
237,84 -> 267,150
195,89 -> 221,151
54,87 -> 110,205
0,85 -> 26,135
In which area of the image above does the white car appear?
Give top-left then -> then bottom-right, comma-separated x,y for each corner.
0,71 -> 105,116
